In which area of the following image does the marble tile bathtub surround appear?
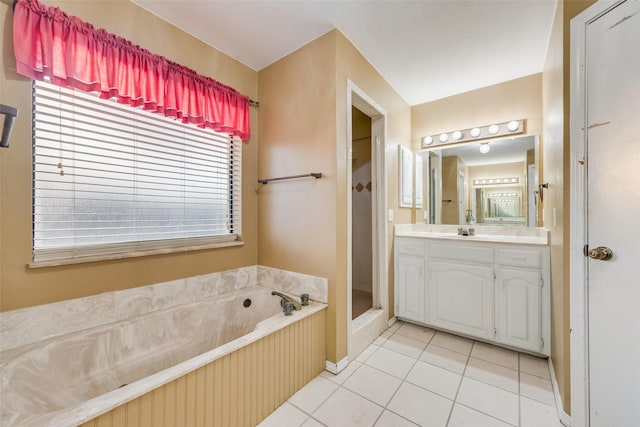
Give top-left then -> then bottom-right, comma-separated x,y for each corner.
258,265 -> 329,304
2,264 -> 327,426
0,265 -> 328,353
0,266 -> 257,352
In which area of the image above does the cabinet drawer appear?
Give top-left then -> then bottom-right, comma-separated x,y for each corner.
428,244 -> 494,264
497,248 -> 541,268
396,239 -> 425,256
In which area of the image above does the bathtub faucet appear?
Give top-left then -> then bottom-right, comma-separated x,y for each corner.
271,291 -> 302,311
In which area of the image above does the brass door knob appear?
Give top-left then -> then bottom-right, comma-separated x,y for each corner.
588,246 -> 613,261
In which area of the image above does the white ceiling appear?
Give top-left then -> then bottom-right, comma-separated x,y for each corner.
132,0 -> 558,106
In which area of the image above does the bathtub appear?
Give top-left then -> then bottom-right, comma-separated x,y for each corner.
0,266 -> 328,426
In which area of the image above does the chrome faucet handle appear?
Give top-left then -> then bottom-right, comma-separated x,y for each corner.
300,293 -> 310,306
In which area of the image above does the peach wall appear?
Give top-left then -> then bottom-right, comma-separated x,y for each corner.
258,30 -> 410,363
411,74 -> 543,146
257,31 -> 339,359
0,0 -> 258,311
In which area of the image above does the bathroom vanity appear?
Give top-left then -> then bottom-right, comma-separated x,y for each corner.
394,224 -> 550,356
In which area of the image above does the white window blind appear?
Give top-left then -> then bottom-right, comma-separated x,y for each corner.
32,80 -> 241,262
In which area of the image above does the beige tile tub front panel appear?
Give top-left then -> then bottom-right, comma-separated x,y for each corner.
78,309 -> 326,427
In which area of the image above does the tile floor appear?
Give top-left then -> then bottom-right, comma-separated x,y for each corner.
258,320 -> 562,427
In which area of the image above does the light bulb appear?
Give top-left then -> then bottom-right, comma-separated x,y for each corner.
422,135 -> 433,146
479,143 -> 491,154
507,120 -> 519,132
439,133 -> 449,143
488,124 -> 499,135
470,127 -> 481,138
452,130 -> 463,140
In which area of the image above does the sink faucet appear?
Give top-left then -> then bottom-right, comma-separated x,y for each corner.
271,291 -> 302,311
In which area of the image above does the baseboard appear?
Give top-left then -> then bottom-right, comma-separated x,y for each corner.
548,357 -> 572,426
388,316 -> 397,328
325,356 -> 349,375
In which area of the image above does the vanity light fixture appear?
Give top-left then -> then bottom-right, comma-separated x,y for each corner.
420,119 -> 525,148
479,143 -> 491,154
422,135 -> 434,145
507,120 -> 520,132
489,192 -> 519,197
473,177 -> 519,186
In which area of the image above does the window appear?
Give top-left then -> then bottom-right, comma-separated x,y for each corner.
32,80 -> 241,263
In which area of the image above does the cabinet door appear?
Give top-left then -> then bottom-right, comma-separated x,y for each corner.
495,268 -> 541,352
396,255 -> 425,323
429,261 -> 494,339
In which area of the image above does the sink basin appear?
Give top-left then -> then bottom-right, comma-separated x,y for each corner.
394,224 -> 549,245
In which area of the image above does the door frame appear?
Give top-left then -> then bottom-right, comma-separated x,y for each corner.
569,1 -> 625,425
346,80 -> 389,361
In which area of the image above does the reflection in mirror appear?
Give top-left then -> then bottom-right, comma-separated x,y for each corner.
417,135 -> 538,226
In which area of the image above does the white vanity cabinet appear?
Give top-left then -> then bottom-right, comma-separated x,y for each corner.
394,235 -> 550,355
395,238 -> 426,323
429,261 -> 495,340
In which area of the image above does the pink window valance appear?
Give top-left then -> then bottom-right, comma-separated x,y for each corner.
12,0 -> 251,140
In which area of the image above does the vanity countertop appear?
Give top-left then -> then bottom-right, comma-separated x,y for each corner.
395,224 -> 550,245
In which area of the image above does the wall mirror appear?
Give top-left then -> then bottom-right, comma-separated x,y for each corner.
417,135 -> 539,226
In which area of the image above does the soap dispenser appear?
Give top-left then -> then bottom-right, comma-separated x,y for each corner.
465,209 -> 475,225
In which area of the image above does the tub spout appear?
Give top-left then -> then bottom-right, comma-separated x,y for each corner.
271,291 -> 302,311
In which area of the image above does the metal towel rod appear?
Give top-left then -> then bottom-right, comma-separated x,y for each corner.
258,172 -> 322,185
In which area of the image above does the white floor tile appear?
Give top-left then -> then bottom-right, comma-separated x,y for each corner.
394,322 -> 436,343
520,372 -> 556,406
374,410 -> 419,426
464,357 -> 519,393
373,335 -> 388,346
382,333 -> 427,359
313,387 -> 383,427
448,403 -> 515,427
343,364 -> 402,406
387,320 -> 403,333
387,382 -> 452,427
320,361 -> 362,384
356,343 -> 380,363
430,331 -> 474,355
364,346 -> 416,379
470,342 -> 519,370
420,344 -> 469,374
405,360 -> 462,400
519,354 -> 550,379
288,376 -> 339,414
456,377 -> 519,426
301,417 -> 325,427
257,402 -> 309,427
520,396 -> 563,427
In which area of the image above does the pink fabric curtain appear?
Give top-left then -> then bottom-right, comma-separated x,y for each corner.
13,0 -> 251,140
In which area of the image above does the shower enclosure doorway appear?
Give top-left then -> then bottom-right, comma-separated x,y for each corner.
347,81 -> 388,362
351,106 -> 373,320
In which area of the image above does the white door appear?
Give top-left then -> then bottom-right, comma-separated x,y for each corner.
583,1 -> 640,424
